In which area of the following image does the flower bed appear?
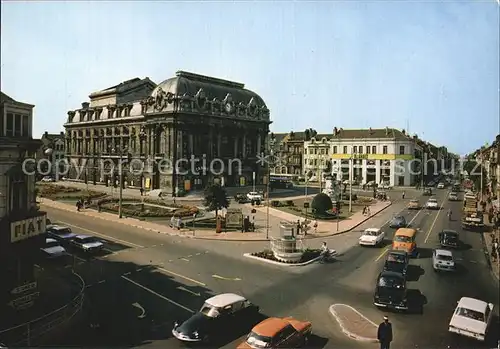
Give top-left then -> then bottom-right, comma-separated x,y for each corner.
250,249 -> 321,264
37,184 -> 106,200
94,198 -> 199,218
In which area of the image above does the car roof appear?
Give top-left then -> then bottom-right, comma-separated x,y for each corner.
364,228 -> 380,233
205,293 -> 246,307
46,238 -> 58,244
47,225 -> 69,230
252,317 -> 290,337
379,271 -> 404,278
457,297 -> 488,313
74,235 -> 91,239
428,198 -> 437,201
435,249 -> 453,256
388,249 -> 407,256
442,230 -> 458,235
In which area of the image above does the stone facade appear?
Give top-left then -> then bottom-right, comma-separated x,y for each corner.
63,71 -> 271,195
0,92 -> 46,310
36,131 -> 66,177
270,131 -> 305,177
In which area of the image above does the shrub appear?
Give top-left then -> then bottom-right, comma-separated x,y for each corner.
271,200 -> 280,207
285,200 -> 294,207
96,198 -> 199,218
311,193 -> 333,214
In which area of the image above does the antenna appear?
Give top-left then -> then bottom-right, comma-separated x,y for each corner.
406,119 -> 410,135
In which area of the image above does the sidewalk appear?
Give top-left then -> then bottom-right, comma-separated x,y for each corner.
482,207 -> 500,280
40,197 -> 391,241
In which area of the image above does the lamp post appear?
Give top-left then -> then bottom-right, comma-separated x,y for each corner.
266,148 -> 274,240
139,128 -> 147,192
349,150 -> 353,213
112,146 -> 128,219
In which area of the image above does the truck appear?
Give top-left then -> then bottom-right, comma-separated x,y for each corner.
461,192 -> 484,230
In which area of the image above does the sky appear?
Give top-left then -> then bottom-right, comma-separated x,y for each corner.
1,1 -> 499,155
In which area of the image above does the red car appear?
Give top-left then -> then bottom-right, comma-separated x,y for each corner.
238,317 -> 312,348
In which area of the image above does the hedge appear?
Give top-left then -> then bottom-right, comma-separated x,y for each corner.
95,198 -> 199,218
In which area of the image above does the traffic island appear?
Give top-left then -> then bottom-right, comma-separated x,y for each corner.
243,249 -> 321,266
329,304 -> 378,342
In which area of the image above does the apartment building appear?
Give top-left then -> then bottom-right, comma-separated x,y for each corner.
0,92 -> 46,311
304,127 -> 418,187
37,131 -> 66,178
270,131 -> 305,176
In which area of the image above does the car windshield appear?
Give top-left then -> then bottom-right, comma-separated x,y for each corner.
444,234 -> 458,241
394,235 -> 412,243
80,237 -> 98,244
378,276 -> 404,288
53,228 -> 72,235
246,332 -> 272,348
200,305 -> 220,318
45,241 -> 60,248
364,230 -> 378,236
387,253 -> 406,263
457,307 -> 485,322
429,199 -> 437,203
437,254 -> 453,261
410,200 -> 418,204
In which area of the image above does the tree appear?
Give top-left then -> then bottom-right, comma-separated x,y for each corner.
462,160 -> 487,193
311,193 -> 333,214
203,184 -> 230,217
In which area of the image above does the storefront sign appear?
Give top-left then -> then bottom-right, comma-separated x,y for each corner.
10,215 -> 47,243
11,281 -> 37,295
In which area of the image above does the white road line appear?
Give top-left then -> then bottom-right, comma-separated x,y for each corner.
123,272 -> 131,276
85,284 -> 93,288
57,221 -> 144,248
424,200 -> 446,243
470,260 -> 478,263
157,267 -> 206,286
195,253 -> 201,256
180,258 -> 190,262
137,268 -> 144,272
151,245 -> 157,248
187,255 -> 193,258
64,265 -> 72,269
121,275 -> 194,313
98,280 -> 106,284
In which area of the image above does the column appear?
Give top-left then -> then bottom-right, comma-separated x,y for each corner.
390,161 -> 396,187
362,161 -> 367,185
189,133 -> 194,155
217,133 -> 221,157
242,133 -> 246,156
375,161 -> 381,184
208,127 -> 214,158
234,136 -> 238,157
257,133 -> 262,154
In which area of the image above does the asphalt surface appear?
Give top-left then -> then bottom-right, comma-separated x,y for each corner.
39,187 -> 499,349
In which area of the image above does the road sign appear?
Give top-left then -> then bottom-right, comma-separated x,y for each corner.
11,281 -> 37,295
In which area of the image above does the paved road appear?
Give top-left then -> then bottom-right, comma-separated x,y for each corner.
40,188 -> 499,348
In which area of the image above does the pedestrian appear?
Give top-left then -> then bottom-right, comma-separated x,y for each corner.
140,187 -> 144,196
362,206 -> 367,215
377,316 -> 393,349
402,191 -> 405,200
367,207 -> 371,216
76,201 -> 81,212
297,220 -> 301,235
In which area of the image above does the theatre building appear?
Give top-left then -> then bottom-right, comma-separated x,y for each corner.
64,71 -> 271,195
0,92 -> 46,311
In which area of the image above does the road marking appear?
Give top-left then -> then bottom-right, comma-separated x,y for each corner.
177,286 -> 201,296
470,260 -> 478,263
132,302 -> 147,318
375,247 -> 390,262
187,255 -> 193,258
98,280 -> 106,284
424,200 -> 446,243
57,221 -> 144,248
157,267 -> 206,286
180,258 -> 190,262
64,265 -> 72,269
137,268 -> 144,272
122,275 -> 194,313
212,274 -> 241,281
85,284 -> 93,288
196,253 -> 201,256
123,272 -> 131,276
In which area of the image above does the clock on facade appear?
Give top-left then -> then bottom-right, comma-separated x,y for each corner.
225,102 -> 233,113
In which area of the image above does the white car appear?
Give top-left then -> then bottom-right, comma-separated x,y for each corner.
41,176 -> 54,182
449,297 -> 494,342
425,198 -> 439,209
40,238 -> 67,258
432,249 -> 455,272
70,235 -> 104,253
437,182 -> 445,189
246,192 -> 263,201
359,228 -> 385,246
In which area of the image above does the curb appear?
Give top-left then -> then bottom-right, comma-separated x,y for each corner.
328,304 -> 378,343
40,199 -> 391,242
242,253 -> 321,266
480,232 -> 500,282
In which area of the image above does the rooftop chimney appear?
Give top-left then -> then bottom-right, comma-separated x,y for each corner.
402,129 -> 406,135
385,127 -> 389,136
333,127 -> 338,135
369,127 -> 373,134
44,131 -> 48,136
81,102 -> 90,109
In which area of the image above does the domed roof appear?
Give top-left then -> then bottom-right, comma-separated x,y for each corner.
151,71 -> 266,108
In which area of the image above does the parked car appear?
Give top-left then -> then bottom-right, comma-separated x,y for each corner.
46,225 -> 77,243
40,238 -> 67,258
41,176 -> 54,182
448,192 -> 459,201
449,297 -> 494,342
70,235 -> 104,253
389,215 -> 406,228
359,228 -> 385,247
423,188 -> 433,196
373,271 -> 408,311
438,230 -> 460,249
237,317 -> 312,349
425,198 -> 439,209
432,249 -> 455,272
383,250 -> 409,276
234,193 -> 249,203
172,293 -> 259,343
407,199 -> 420,210
247,192 -> 263,202
437,182 -> 445,189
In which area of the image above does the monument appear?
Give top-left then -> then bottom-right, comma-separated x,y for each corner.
270,221 -> 305,262
322,175 -> 340,203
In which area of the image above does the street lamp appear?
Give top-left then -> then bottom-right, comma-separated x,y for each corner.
265,148 -> 275,240
349,150 -> 353,213
112,146 -> 128,219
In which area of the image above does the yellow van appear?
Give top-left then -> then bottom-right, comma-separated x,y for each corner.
392,228 -> 417,256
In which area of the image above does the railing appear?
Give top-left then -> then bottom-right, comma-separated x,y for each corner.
0,271 -> 85,346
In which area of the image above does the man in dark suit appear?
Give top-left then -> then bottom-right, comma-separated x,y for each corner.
377,316 -> 393,349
